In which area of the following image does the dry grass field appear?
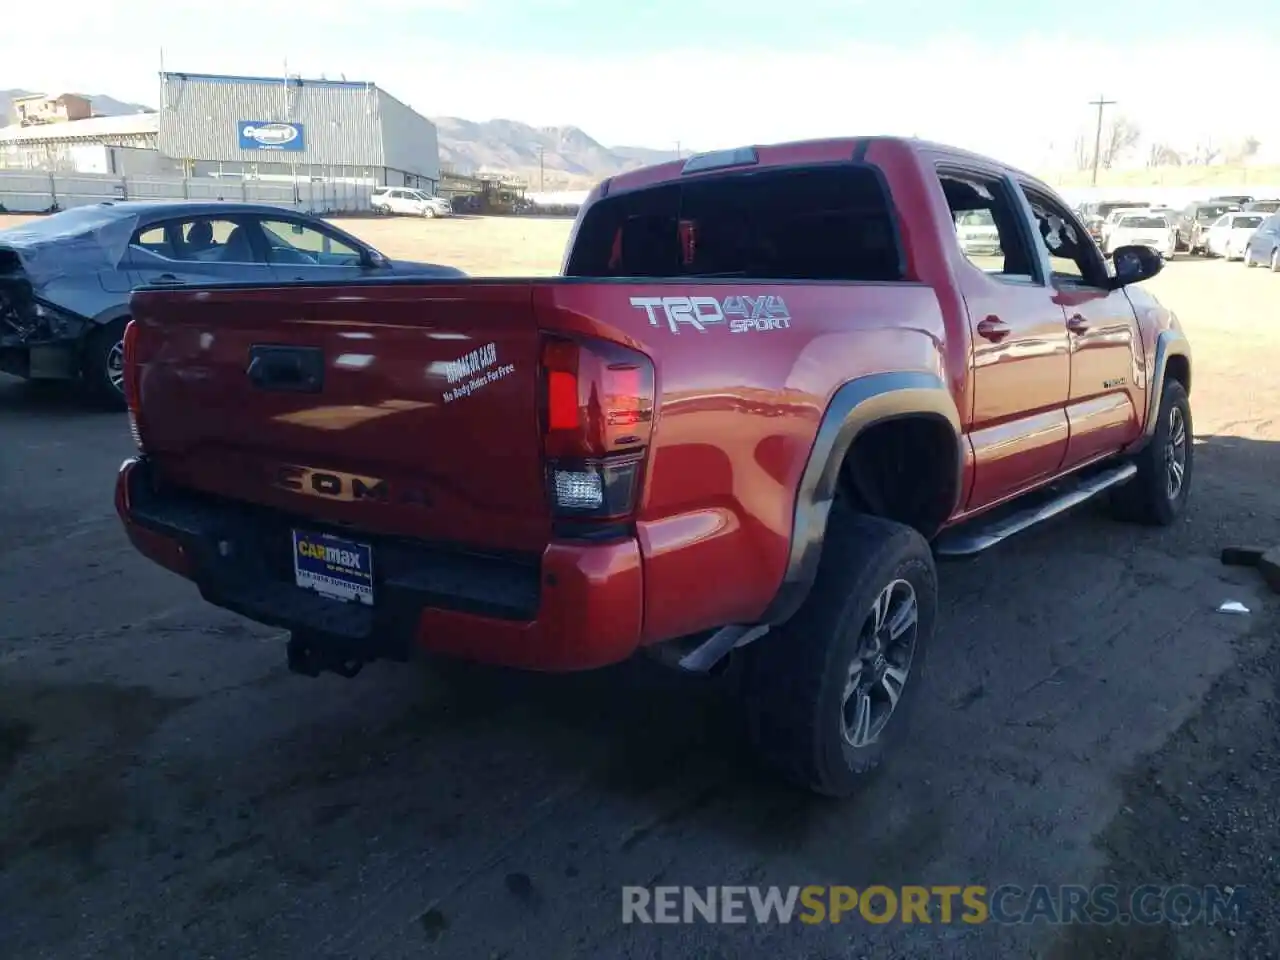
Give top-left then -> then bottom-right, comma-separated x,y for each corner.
1044,163 -> 1280,190
340,214 -> 574,275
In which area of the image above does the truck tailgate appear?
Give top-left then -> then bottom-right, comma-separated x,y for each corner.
129,281 -> 551,555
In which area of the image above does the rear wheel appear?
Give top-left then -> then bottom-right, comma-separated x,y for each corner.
742,508 -> 937,797
1111,378 -> 1192,526
82,318 -> 128,410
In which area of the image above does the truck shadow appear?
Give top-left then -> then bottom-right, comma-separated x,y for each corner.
394,431 -> 1280,860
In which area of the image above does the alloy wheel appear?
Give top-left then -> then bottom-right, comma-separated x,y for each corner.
1166,405 -> 1187,501
840,579 -> 919,748
106,339 -> 125,394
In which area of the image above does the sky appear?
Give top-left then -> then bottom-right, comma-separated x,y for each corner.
8,0 -> 1280,168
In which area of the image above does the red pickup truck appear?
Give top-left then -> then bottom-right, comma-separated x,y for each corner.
116,137 -> 1192,796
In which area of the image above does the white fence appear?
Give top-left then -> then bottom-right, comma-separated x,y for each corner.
0,170 -> 376,215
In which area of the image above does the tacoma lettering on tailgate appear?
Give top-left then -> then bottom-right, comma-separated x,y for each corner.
271,465 -> 432,506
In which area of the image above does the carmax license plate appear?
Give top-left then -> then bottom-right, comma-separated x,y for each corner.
293,530 -> 374,606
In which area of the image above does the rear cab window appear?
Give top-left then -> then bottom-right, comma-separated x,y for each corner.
564,165 -> 904,282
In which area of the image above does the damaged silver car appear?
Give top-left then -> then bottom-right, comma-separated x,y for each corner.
0,201 -> 464,407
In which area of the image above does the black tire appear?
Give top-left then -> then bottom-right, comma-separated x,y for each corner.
1110,378 -> 1192,525
741,507 -> 937,797
1271,249 -> 1280,273
82,318 -> 127,410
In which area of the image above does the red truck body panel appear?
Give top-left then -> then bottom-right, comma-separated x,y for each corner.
130,282 -> 552,555
117,134 -> 1186,672
127,277 -> 950,652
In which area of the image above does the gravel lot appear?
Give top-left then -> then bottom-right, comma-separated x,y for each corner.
1,215 -> 1278,959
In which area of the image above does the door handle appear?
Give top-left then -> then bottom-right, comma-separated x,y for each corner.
1066,313 -> 1089,333
976,316 -> 1010,342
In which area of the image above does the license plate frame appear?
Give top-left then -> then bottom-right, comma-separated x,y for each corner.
292,530 -> 374,606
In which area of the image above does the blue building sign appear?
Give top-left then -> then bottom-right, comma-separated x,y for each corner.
237,121 -> 305,152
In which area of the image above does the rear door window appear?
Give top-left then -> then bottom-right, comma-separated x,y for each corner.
565,165 -> 904,282
130,224 -> 174,259
129,217 -> 265,264
937,170 -> 1039,283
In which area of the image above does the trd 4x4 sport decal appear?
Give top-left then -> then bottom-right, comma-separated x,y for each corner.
629,295 -> 792,334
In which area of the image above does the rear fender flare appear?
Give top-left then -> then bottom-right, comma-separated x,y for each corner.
759,371 -> 963,626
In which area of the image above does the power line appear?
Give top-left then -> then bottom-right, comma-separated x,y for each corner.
1089,93 -> 1116,186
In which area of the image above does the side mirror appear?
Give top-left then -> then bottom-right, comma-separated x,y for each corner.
1108,244 -> 1164,288
364,249 -> 389,270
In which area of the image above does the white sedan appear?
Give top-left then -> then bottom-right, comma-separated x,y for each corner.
955,209 -> 1001,256
371,187 -> 453,218
1205,212 -> 1265,260
1098,206 -> 1151,248
1103,213 -> 1176,260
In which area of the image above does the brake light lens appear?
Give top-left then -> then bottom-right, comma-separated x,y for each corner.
122,319 -> 144,452
540,335 -> 655,521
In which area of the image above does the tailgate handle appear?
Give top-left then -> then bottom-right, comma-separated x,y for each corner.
247,345 -> 324,393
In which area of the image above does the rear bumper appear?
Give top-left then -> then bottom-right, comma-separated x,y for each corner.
115,456 -> 645,672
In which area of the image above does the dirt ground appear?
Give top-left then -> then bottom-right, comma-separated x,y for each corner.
2,214 -> 1279,959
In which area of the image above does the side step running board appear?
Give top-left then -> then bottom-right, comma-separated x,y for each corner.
934,462 -> 1137,558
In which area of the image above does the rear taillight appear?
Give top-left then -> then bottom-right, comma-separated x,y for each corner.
540,335 -> 655,521
122,319 -> 145,452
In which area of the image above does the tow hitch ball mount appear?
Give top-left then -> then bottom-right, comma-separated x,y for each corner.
286,632 -> 366,679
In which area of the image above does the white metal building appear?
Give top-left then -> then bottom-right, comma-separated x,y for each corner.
0,113 -> 172,175
156,72 -> 440,191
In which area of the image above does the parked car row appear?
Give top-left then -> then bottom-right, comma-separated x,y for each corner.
1075,194 -> 1280,263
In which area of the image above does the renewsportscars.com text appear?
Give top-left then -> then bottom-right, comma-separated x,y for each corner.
621,884 -> 1246,926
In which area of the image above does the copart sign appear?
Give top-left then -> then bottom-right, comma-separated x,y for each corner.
237,121 -> 306,152
630,295 -> 791,334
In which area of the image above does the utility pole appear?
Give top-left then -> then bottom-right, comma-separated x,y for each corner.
538,145 -> 544,192
1089,93 -> 1116,186
675,140 -> 681,159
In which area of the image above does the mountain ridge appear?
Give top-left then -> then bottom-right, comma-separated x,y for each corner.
1,89 -> 154,125
431,116 -> 678,190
